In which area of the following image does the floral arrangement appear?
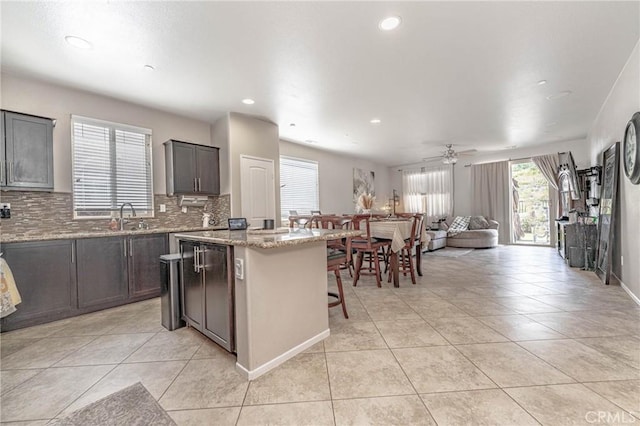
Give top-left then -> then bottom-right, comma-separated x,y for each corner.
357,193 -> 375,210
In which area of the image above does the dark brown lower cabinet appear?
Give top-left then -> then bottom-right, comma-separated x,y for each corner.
0,240 -> 77,330
76,237 -> 129,309
128,233 -> 168,300
1,232 -> 169,332
180,240 -> 204,329
179,241 -> 235,352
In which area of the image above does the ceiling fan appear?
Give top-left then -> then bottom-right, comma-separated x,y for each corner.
422,144 -> 477,164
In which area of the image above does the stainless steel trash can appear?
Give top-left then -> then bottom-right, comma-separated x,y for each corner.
160,253 -> 184,331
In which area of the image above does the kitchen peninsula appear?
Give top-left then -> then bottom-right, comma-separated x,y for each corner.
173,227 -> 360,380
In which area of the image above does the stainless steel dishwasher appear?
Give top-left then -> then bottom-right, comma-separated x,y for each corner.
180,241 -> 235,352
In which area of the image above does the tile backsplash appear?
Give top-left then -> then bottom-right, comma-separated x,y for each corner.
0,191 -> 230,239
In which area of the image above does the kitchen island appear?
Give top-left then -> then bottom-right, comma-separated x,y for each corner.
173,227 -> 360,380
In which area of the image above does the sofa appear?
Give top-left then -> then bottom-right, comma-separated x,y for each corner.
426,216 -> 499,250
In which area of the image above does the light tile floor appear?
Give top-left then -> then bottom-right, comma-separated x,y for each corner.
1,245 -> 639,425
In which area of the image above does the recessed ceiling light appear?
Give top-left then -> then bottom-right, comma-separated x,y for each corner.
370,118 -> 381,124
143,65 -> 155,71
379,16 -> 401,31
546,91 -> 572,100
289,123 -> 296,127
537,80 -> 547,85
242,98 -> 255,105
304,139 -> 318,144
65,35 -> 92,49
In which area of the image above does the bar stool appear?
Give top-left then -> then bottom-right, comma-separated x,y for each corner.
327,236 -> 352,318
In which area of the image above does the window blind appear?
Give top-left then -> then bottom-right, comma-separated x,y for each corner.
279,156 -> 319,218
72,116 -> 153,218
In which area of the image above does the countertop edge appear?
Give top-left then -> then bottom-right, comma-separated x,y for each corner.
0,226 -> 229,243
173,229 -> 362,249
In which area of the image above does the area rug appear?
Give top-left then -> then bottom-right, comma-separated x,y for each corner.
48,382 -> 176,426
425,248 -> 474,258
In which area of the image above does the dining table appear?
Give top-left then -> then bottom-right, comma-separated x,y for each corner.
368,218 -> 430,287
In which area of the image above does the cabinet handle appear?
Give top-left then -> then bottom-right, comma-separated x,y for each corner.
129,239 -> 133,257
123,239 -> 127,257
193,246 -> 201,272
71,243 -> 75,264
198,178 -> 201,192
194,178 -> 197,192
8,161 -> 13,183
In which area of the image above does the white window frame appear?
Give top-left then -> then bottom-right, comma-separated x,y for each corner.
71,115 -> 154,219
279,156 -> 320,220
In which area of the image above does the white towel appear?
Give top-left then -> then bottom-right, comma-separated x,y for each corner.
0,257 -> 21,318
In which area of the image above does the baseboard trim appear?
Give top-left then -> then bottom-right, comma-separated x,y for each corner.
235,328 -> 330,380
618,276 -> 640,306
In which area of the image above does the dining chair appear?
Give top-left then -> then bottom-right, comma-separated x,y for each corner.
321,216 -> 354,276
414,214 -> 426,276
327,235 -> 352,318
387,213 -> 422,284
350,214 -> 390,288
308,215 -> 323,228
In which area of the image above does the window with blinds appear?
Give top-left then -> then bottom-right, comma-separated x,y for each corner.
71,116 -> 153,219
279,156 -> 319,219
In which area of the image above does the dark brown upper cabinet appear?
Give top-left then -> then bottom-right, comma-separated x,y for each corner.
164,139 -> 220,196
1,111 -> 54,191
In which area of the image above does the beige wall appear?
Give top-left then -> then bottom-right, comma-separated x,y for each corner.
211,116 -> 230,195
280,140 -> 392,215
224,113 -> 280,218
588,40 -> 640,300
0,73 -> 213,194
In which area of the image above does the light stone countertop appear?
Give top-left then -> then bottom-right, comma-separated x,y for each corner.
0,226 -> 229,243
173,228 -> 362,249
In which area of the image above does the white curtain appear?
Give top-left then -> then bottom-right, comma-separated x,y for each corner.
532,153 -> 561,217
532,153 -> 561,245
402,164 -> 453,224
470,161 -> 510,244
532,154 -> 560,190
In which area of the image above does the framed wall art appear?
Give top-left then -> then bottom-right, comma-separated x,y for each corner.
595,142 -> 620,285
353,168 -> 375,205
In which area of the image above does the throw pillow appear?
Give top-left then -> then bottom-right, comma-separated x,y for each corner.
439,221 -> 449,231
468,216 -> 490,230
448,216 -> 470,237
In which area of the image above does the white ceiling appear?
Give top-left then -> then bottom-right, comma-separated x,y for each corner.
2,1 -> 638,166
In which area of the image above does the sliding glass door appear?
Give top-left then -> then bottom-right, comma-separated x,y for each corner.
510,160 -> 552,246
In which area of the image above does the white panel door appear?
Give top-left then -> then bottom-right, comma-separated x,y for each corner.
240,156 -> 276,228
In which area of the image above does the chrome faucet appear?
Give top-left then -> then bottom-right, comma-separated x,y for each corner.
119,203 -> 136,230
